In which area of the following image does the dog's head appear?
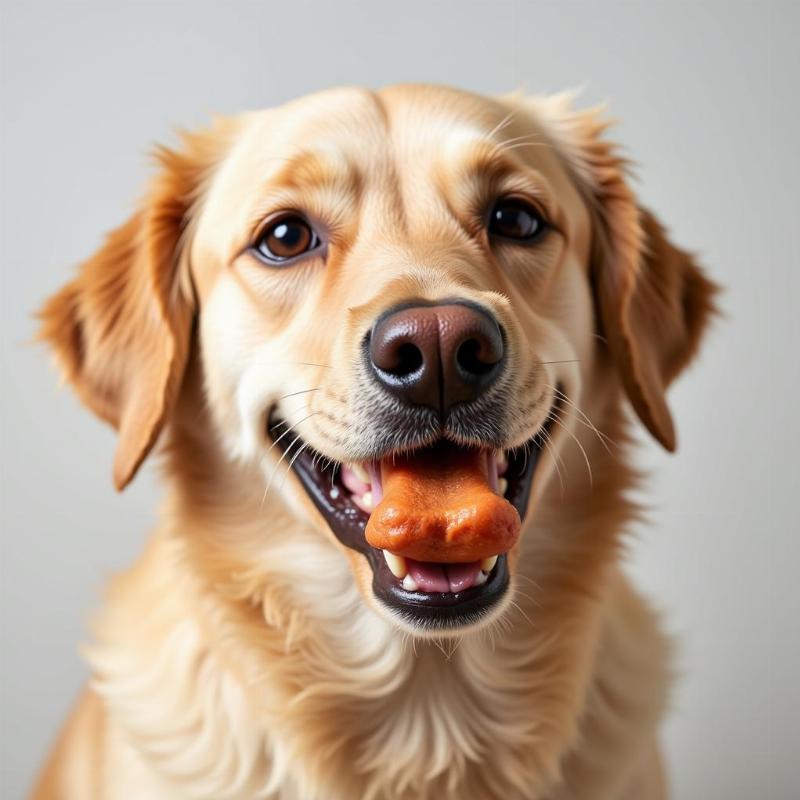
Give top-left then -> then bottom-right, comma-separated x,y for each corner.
39,85 -> 716,636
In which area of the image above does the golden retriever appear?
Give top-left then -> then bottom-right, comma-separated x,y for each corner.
32,84 -> 717,800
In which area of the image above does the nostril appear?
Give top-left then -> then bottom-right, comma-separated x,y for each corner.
389,342 -> 424,377
456,338 -> 498,377
368,301 -> 504,412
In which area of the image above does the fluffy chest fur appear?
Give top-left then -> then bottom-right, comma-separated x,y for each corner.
85,436 -> 668,800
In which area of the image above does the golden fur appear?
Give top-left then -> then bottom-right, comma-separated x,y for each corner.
33,84 -> 717,799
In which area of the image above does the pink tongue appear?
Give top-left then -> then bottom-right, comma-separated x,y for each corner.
446,561 -> 483,592
407,559 -> 482,593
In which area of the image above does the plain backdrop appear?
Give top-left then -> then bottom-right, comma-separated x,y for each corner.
1,1 -> 798,798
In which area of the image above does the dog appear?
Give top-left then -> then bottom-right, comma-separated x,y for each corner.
32,84 -> 717,800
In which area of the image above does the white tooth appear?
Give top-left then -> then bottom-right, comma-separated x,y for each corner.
402,573 -> 419,591
496,450 -> 508,470
352,462 -> 370,484
498,478 -> 508,496
383,550 -> 408,578
474,570 -> 488,586
481,555 -> 498,572
361,491 -> 374,511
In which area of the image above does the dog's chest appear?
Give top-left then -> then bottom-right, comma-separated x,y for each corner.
96,614 -> 561,800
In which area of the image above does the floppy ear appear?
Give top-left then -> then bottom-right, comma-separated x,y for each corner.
595,204 -> 719,451
37,136 -> 219,489
531,94 -> 719,450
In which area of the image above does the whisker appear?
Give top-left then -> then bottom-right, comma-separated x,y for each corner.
259,461 -> 271,511
507,599 -> 535,629
277,387 -> 321,401
247,360 -> 333,369
550,407 -> 593,489
265,414 -> 313,456
485,109 -> 517,141
519,439 -> 531,474
514,572 -> 544,595
492,132 -> 548,154
265,431 -> 305,501
261,412 -> 319,506
430,636 -> 451,660
279,440 -> 311,492
540,428 -> 565,498
492,132 -> 535,150
510,587 -> 540,609
498,140 -> 551,154
545,383 -> 616,454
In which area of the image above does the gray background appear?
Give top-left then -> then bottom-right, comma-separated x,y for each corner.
1,1 -> 797,797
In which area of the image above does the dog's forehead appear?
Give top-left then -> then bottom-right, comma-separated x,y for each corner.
191,85 -> 586,294
243,86 -> 389,162
225,84 -> 548,185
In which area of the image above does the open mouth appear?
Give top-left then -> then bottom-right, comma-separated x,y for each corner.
268,402 -> 557,631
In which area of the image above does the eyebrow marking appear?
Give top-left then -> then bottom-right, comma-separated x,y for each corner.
441,138 -> 556,200
267,148 -> 361,193
239,146 -> 366,245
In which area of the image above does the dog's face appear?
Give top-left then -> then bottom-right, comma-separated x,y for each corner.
194,86 -> 597,632
39,85 -> 716,636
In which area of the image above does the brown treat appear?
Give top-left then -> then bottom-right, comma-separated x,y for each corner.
365,443 -> 521,563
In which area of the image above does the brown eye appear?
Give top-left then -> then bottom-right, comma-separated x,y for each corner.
253,215 -> 321,264
488,199 -> 547,242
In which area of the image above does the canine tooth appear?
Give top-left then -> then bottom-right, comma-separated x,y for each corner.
496,450 -> 508,471
351,463 -> 370,484
383,551 -> 408,579
361,491 -> 374,511
402,573 -> 419,591
498,478 -> 508,496
474,570 -> 488,586
481,555 -> 498,573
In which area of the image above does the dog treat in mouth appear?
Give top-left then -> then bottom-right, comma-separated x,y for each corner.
364,442 -> 521,563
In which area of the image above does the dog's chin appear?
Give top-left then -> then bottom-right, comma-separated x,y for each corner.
267,399 -> 558,635
367,547 -> 515,638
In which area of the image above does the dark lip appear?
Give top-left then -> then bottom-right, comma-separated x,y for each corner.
371,547 -> 511,628
269,393 -> 559,630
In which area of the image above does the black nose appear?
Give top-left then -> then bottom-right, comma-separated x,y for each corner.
367,301 -> 505,415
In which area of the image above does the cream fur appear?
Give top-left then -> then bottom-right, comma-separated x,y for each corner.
33,85 -> 717,800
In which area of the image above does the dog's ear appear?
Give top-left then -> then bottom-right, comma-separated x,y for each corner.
529,94 -> 719,450
594,204 -> 719,451
37,130 -> 225,489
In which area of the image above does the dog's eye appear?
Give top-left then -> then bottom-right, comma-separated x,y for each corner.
253,215 -> 321,264
488,199 -> 547,242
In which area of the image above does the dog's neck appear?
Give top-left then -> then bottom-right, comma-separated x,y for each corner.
87,371 -> 667,800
